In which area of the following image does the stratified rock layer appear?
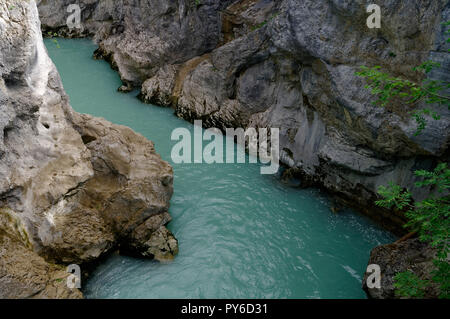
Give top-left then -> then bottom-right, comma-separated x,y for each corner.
1,0 -> 178,298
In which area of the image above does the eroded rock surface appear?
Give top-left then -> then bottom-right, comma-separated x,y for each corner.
1,0 -> 178,298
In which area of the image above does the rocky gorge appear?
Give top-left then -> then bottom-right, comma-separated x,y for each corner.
36,0 -> 449,298
0,0 -> 178,298
0,0 -> 447,299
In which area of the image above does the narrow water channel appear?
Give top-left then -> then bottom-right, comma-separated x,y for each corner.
45,38 -> 396,299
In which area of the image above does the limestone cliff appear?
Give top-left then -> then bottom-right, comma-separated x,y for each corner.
0,0 -> 178,298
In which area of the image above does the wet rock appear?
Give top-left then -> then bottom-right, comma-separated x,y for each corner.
140,65 -> 179,107
118,83 -> 133,93
121,212 -> 179,262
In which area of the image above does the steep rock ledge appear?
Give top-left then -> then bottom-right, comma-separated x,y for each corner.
0,0 -> 178,298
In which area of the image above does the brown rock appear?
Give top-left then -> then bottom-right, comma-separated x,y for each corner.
0,230 -> 83,299
362,238 -> 439,299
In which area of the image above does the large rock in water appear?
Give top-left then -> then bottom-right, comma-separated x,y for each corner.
0,0 -> 178,298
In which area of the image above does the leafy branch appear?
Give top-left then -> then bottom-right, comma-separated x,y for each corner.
355,22 -> 450,135
355,63 -> 449,135
46,31 -> 60,49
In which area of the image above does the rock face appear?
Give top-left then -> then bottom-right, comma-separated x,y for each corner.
38,0 -> 234,86
363,238 -> 440,299
1,0 -> 178,298
38,0 -> 450,233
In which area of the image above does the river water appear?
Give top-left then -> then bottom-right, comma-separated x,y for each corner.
45,38 -> 396,299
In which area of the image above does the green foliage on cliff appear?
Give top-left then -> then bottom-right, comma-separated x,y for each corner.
356,21 -> 450,135
358,21 -> 450,299
47,31 -> 60,49
376,182 -> 412,210
432,260 -> 450,299
376,164 -> 450,299
392,258 -> 450,299
393,271 -> 428,298
376,164 -> 449,257
355,62 -> 449,135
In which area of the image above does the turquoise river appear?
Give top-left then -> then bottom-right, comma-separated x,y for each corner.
45,38 -> 396,299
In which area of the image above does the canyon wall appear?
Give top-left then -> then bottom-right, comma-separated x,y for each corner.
0,0 -> 178,298
38,0 -> 450,232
